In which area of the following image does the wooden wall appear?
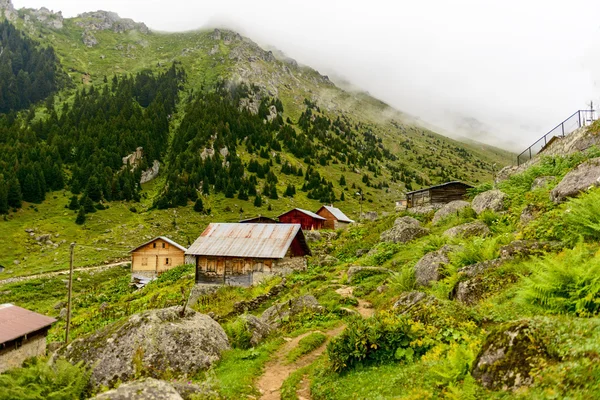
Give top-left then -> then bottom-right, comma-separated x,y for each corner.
279,210 -> 324,230
131,239 -> 185,275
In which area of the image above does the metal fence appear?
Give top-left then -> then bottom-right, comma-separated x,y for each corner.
517,110 -> 597,165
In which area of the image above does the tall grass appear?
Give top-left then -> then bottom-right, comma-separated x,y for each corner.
517,244 -> 600,316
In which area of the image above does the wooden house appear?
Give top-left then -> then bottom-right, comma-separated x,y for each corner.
316,205 -> 354,230
129,236 -> 187,278
0,304 -> 56,373
186,223 -> 311,286
239,215 -> 278,224
406,181 -> 473,208
278,208 -> 326,230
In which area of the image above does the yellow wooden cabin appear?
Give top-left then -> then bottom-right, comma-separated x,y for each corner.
129,236 -> 187,278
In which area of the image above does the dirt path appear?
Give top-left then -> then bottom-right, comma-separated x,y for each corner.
0,261 -> 129,286
335,286 -> 375,318
257,324 -> 346,400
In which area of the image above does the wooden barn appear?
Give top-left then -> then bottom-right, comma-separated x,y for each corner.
186,223 -> 311,286
129,236 -> 187,278
278,208 -> 326,230
406,181 -> 473,208
316,205 -> 354,230
239,215 -> 278,224
0,304 -> 56,373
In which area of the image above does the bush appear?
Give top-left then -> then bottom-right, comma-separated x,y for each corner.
517,244 -> 600,316
327,313 -> 427,372
0,358 -> 91,400
563,189 -> 600,243
449,236 -> 504,269
224,318 -> 253,349
286,332 -> 327,363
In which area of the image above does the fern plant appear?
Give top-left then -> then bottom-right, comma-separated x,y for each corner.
518,243 -> 600,316
563,189 -> 600,244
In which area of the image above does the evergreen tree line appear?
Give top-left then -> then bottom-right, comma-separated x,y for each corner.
0,20 -> 63,113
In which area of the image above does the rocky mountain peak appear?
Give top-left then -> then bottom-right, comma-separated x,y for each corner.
0,0 -> 16,21
76,10 -> 149,34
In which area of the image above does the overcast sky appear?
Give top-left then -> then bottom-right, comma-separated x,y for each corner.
13,0 -> 600,150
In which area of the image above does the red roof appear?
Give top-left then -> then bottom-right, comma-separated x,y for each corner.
0,304 -> 56,344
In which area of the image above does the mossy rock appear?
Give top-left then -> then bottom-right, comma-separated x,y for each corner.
472,320 -> 550,391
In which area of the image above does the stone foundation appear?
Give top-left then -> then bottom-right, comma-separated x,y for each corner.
0,332 -> 47,373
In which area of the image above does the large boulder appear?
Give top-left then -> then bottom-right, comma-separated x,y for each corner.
91,379 -> 183,400
407,204 -> 442,215
380,217 -> 429,244
498,240 -> 563,260
550,157 -> 600,203
347,266 -> 393,284
59,306 -> 230,388
472,320 -> 550,391
304,230 -> 322,243
260,295 -> 322,327
392,291 -> 435,313
530,176 -> 555,190
471,190 -> 507,214
450,259 -> 504,305
413,245 -> 457,286
432,201 -> 472,225
443,220 -> 491,238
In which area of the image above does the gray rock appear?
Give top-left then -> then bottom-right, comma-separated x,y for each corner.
346,266 -> 393,284
361,211 -> 378,221
58,308 -> 67,320
392,291 -> 432,313
140,160 -> 160,184
304,230 -> 322,243
187,284 -> 219,308
443,220 -> 491,238
380,217 -> 429,244
472,320 -> 549,390
530,176 -> 555,190
76,10 -> 149,34
414,245 -> 457,286
451,259 -> 505,305
550,157 -> 600,203
355,249 -> 370,257
239,315 -> 272,346
499,240 -> 563,260
82,31 -> 98,47
35,234 -> 52,242
59,306 -> 229,388
91,378 -> 183,400
432,201 -> 472,225
407,204 -> 442,215
519,204 -> 537,225
266,105 -> 278,122
320,255 -> 338,267
260,295 -> 322,328
471,190 -> 507,214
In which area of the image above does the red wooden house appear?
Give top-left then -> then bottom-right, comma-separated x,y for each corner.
278,208 -> 326,230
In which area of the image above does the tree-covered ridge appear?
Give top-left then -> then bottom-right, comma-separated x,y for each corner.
0,63 -> 185,214
0,20 -> 63,114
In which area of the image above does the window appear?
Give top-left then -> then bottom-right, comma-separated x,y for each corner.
162,243 -> 165,248
141,257 -> 148,266
165,258 -> 170,265
153,243 -> 156,248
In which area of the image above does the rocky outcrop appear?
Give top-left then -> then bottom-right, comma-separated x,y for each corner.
550,157 -> 600,203
239,315 -> 272,346
141,160 -> 160,184
498,240 -> 562,260
443,220 -> 490,238
59,306 -> 229,388
392,291 -> 434,314
122,147 -> 144,166
320,255 -> 338,267
471,190 -> 507,214
380,217 -> 429,244
260,295 -> 322,328
530,176 -> 555,190
361,211 -> 378,221
346,266 -> 393,284
414,245 -> 457,286
519,204 -> 537,225
451,259 -> 505,305
266,105 -> 278,122
0,0 -> 16,21
407,204 -> 442,215
472,320 -> 550,391
91,379 -> 184,400
304,230 -> 322,243
432,200 -> 472,225
23,7 -> 63,29
76,11 -> 149,34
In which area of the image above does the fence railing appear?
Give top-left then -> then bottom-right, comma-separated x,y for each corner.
517,110 -> 597,165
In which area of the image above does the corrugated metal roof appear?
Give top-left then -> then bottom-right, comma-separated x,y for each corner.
320,205 -> 355,223
406,181 -> 473,195
129,236 -> 188,253
0,304 -> 56,344
186,223 -> 306,258
278,208 -> 326,220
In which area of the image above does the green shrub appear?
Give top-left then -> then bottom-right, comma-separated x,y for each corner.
327,313 -> 427,372
0,358 -> 90,400
367,242 -> 402,265
286,332 -> 327,363
224,318 -> 253,349
563,189 -> 600,243
449,236 -> 505,269
517,244 -> 600,316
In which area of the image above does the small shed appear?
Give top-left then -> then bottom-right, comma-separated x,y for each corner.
239,215 -> 278,224
316,205 -> 355,229
278,208 -> 326,230
0,304 -> 56,373
406,181 -> 473,208
129,236 -> 187,278
186,223 -> 310,286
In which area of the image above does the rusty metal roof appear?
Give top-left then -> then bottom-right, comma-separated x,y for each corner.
0,304 -> 56,344
186,223 -> 308,258
318,205 -> 355,223
406,181 -> 473,195
129,236 -> 188,253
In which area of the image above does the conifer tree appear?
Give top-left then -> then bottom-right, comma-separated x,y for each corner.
193,198 -> 204,213
254,195 -> 263,207
75,207 -> 86,225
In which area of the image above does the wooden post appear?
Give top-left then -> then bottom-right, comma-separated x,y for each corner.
65,243 -> 75,344
155,254 -> 158,278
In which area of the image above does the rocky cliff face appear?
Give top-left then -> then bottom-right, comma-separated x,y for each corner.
0,0 -> 16,21
76,10 -> 149,34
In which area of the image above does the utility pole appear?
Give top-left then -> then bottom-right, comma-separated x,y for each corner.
65,243 -> 75,344
356,191 -> 364,220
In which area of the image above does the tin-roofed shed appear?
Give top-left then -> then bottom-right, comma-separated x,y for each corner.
316,205 -> 355,229
186,223 -> 310,286
0,304 -> 56,372
406,181 -> 473,208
